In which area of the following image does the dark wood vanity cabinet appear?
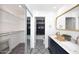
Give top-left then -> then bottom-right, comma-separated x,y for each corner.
48,37 -> 68,54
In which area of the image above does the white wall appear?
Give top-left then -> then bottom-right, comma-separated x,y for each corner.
57,16 -> 65,29
0,9 -> 24,33
0,9 -> 25,51
30,16 -> 36,48
32,10 -> 57,48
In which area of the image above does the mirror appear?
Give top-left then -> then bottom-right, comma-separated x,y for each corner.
65,17 -> 76,30
56,4 -> 79,31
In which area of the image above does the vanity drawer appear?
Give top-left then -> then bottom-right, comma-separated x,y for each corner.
48,37 -> 57,48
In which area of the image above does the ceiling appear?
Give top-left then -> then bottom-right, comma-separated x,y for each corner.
27,4 -> 70,12
0,4 -> 24,19
0,4 -> 75,19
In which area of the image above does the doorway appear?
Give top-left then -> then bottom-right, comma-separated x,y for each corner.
35,17 -> 45,53
31,17 -> 49,54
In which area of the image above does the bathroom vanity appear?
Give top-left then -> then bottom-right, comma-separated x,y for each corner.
48,35 -> 79,54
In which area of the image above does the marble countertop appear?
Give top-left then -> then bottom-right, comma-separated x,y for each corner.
49,35 -> 79,54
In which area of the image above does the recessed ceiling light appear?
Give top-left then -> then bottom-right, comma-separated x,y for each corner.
18,5 -> 22,8
53,7 -> 56,9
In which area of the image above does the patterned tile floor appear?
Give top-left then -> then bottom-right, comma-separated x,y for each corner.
31,39 -> 49,54
10,39 -> 49,54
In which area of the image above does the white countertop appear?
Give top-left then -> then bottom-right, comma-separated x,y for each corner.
49,35 -> 79,54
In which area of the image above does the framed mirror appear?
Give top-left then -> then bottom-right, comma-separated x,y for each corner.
56,4 -> 79,31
